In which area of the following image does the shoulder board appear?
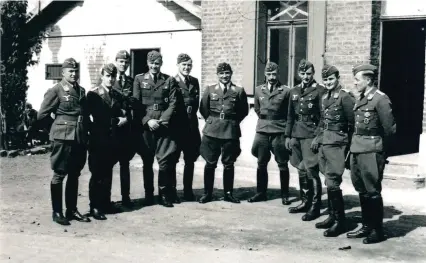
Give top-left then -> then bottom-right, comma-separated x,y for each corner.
340,88 -> 349,93
89,86 -> 98,92
322,93 -> 327,99
376,90 -> 385,95
312,83 -> 317,87
258,84 -> 267,90
333,92 -> 339,99
279,84 -> 289,90
367,93 -> 375,100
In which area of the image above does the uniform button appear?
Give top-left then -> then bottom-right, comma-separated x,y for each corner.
64,122 -> 67,124
357,115 -> 359,117
356,122 -> 359,124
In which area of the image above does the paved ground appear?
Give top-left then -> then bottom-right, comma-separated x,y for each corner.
1,153 -> 426,263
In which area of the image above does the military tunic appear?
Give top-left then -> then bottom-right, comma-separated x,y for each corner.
199,83 -> 249,168
286,81 -> 325,174
350,88 -> 396,195
112,74 -> 135,200
317,85 -> 355,189
133,72 -> 179,193
251,82 -> 290,170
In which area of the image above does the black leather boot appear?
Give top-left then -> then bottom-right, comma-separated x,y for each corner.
316,190 -> 335,229
183,163 -> 196,201
51,183 -> 70,226
289,173 -> 312,213
158,169 -> 174,208
120,161 -> 132,208
363,195 -> 386,244
170,166 -> 181,204
223,166 -> 240,203
248,167 -> 267,203
347,194 -> 372,238
199,167 -> 215,204
324,189 -> 346,237
280,169 -> 291,205
302,176 -> 322,221
143,164 -> 155,206
65,176 -> 90,222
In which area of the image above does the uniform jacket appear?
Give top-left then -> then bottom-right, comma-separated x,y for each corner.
317,85 -> 355,145
174,74 -> 200,133
200,82 -> 249,140
87,85 -> 128,147
253,82 -> 290,134
132,72 -> 179,129
350,87 -> 396,153
285,80 -> 325,139
37,79 -> 88,144
112,74 -> 134,132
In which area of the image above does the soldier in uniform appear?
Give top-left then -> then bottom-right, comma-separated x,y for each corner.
171,53 -> 201,202
37,58 -> 90,225
133,50 -> 180,208
113,50 -> 135,208
346,64 -> 396,244
285,59 -> 325,221
87,63 -> 129,220
314,65 -> 355,237
199,62 -> 249,204
248,62 -> 292,205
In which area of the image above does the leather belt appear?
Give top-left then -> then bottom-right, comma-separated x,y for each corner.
56,114 -> 83,123
210,111 -> 237,120
295,114 -> 315,122
145,103 -> 167,111
354,127 -> 380,136
323,122 -> 346,131
259,114 -> 285,121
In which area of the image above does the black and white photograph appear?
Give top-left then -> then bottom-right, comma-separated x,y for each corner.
1,0 -> 426,262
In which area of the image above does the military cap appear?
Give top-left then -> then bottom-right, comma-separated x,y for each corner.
177,53 -> 192,64
102,63 -> 117,76
62,58 -> 78,69
147,50 -> 162,62
265,62 -> 279,72
216,62 -> 232,73
352,64 -> 377,75
322,65 -> 339,78
298,59 -> 314,72
116,50 -> 130,60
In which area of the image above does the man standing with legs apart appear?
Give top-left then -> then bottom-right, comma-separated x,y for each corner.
37,58 -> 90,225
248,62 -> 292,205
133,51 -> 180,208
199,62 -> 249,204
171,53 -> 201,202
286,59 -> 325,221
314,65 -> 355,237
346,64 -> 395,244
113,50 -> 136,208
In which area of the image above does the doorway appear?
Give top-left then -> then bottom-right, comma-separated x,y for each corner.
130,48 -> 160,78
379,19 -> 426,156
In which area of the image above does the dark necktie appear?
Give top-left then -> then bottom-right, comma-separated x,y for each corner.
301,83 -> 306,95
185,76 -> 190,88
223,85 -> 227,95
327,90 -> 332,99
153,74 -> 157,84
119,75 -> 123,87
269,84 -> 274,93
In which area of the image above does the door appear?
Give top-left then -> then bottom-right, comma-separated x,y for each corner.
379,19 -> 426,156
130,48 -> 160,78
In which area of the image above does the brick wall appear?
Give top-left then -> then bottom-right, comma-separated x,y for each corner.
201,0 -> 245,89
324,1 -> 380,90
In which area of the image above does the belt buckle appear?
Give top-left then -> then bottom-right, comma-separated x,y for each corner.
187,106 -> 192,114
153,104 -> 158,110
324,122 -> 329,130
77,115 -> 83,122
355,126 -> 358,134
219,112 -> 225,120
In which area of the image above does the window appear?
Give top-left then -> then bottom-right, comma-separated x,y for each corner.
256,1 -> 308,88
45,64 -> 62,80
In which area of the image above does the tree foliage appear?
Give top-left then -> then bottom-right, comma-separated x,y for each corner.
1,0 -> 45,136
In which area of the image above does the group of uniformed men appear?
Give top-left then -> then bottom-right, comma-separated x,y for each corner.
37,49 -> 395,245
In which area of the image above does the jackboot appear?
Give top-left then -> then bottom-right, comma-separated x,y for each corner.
183,163 -> 196,201
324,189 -> 346,237
288,173 -> 311,213
143,164 -> 155,206
223,167 -> 240,203
347,194 -> 372,238
248,167 -> 268,203
65,176 -> 90,222
302,176 -> 322,221
315,190 -> 335,229
170,166 -> 180,204
280,169 -> 291,205
363,195 -> 386,244
199,167 -> 215,204
120,161 -> 132,207
158,169 -> 174,208
51,183 -> 70,226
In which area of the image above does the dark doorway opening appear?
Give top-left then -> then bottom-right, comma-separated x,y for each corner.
130,48 -> 160,78
380,19 -> 426,156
